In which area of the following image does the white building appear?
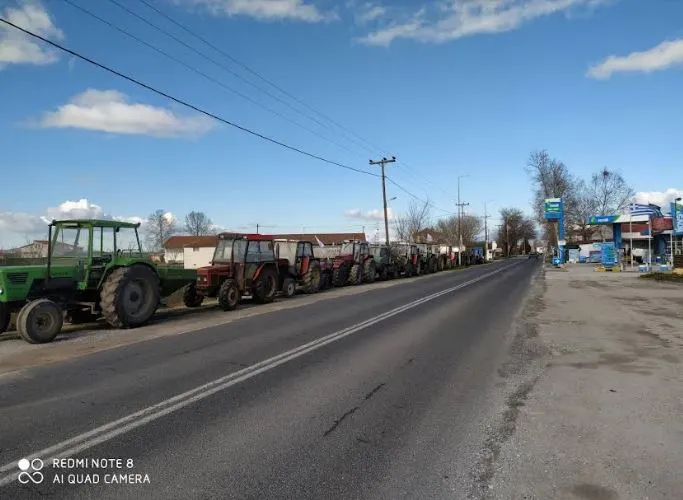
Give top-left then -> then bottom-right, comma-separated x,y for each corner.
163,236 -> 218,269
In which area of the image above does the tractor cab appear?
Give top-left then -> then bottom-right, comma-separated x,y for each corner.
193,233 -> 279,310
273,239 -> 323,295
48,220 -> 144,290
274,240 -> 315,277
338,240 -> 370,263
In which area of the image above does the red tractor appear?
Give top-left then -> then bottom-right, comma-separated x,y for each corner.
274,239 -> 328,294
183,233 -> 282,311
393,243 -> 421,277
329,240 -> 375,287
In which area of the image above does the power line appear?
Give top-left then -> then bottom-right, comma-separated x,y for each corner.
62,0 -> 370,159
386,177 -> 454,214
0,16 -> 379,178
135,0 -> 457,200
133,0 -> 381,157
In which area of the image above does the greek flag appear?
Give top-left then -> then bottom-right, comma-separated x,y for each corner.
628,203 -> 662,217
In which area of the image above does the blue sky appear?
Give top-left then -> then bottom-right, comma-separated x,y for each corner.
1,0 -> 682,248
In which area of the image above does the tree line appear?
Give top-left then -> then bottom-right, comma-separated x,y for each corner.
392,198 -> 536,256
146,210 -> 214,251
526,150 -> 634,247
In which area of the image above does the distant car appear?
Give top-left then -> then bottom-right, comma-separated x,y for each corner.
528,252 -> 539,260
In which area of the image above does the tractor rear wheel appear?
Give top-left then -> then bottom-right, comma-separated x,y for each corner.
363,260 -> 376,284
0,302 -> 10,334
100,265 -> 160,329
282,277 -> 296,298
348,264 -> 362,285
17,299 -> 63,344
218,279 -> 240,311
302,261 -> 321,294
252,266 -> 278,304
332,265 -> 348,287
182,282 -> 204,308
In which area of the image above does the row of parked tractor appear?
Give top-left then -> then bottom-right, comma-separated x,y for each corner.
0,219 -> 485,345
181,233 -> 484,311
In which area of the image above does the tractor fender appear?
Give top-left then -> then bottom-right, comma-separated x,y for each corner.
252,262 -> 276,282
97,263 -> 159,290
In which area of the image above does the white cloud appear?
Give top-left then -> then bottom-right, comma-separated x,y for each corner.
176,0 -> 337,22
0,199 -> 151,246
633,188 -> 682,211
358,0 -> 614,47
355,2 -> 387,24
586,38 -> 683,80
0,1 -> 63,69
36,89 -> 214,138
344,207 -> 395,220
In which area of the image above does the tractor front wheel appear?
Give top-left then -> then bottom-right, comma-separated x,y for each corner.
332,265 -> 348,288
182,282 -> 204,308
218,279 -> 240,311
282,277 -> 296,298
17,299 -> 63,344
252,267 -> 278,304
100,265 -> 161,329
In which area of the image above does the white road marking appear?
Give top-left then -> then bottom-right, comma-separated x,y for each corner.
0,261 -> 522,487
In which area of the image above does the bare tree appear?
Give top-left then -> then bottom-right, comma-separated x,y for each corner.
394,200 -> 432,243
569,178 -> 599,243
146,209 -> 177,251
184,211 -> 213,236
588,167 -> 634,215
498,208 -> 536,256
526,150 -> 579,248
584,167 -> 634,241
435,214 -> 482,246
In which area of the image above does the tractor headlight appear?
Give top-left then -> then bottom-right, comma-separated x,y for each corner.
0,288 -> 4,295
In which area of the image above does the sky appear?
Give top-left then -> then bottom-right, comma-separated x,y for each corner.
1,0 -> 682,248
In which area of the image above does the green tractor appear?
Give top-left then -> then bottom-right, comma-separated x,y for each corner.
0,219 -> 197,344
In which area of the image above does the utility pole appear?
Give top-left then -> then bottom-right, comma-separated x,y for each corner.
456,174 -> 470,266
370,156 -> 396,246
484,200 -> 493,262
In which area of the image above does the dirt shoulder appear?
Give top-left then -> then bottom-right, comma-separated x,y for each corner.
482,265 -> 683,499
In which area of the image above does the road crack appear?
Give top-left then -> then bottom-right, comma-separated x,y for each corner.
323,383 -> 386,437
323,406 -> 360,436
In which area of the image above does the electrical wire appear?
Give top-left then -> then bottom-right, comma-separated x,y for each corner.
132,0 -> 459,201
62,0 -> 372,160
0,16 -> 379,178
135,0 -> 386,156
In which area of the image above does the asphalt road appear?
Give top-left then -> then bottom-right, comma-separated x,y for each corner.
0,258 -> 539,499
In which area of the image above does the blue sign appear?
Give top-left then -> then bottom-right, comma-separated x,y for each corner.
587,215 -> 618,225
671,202 -> 683,236
600,243 -> 617,266
544,198 -> 563,221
